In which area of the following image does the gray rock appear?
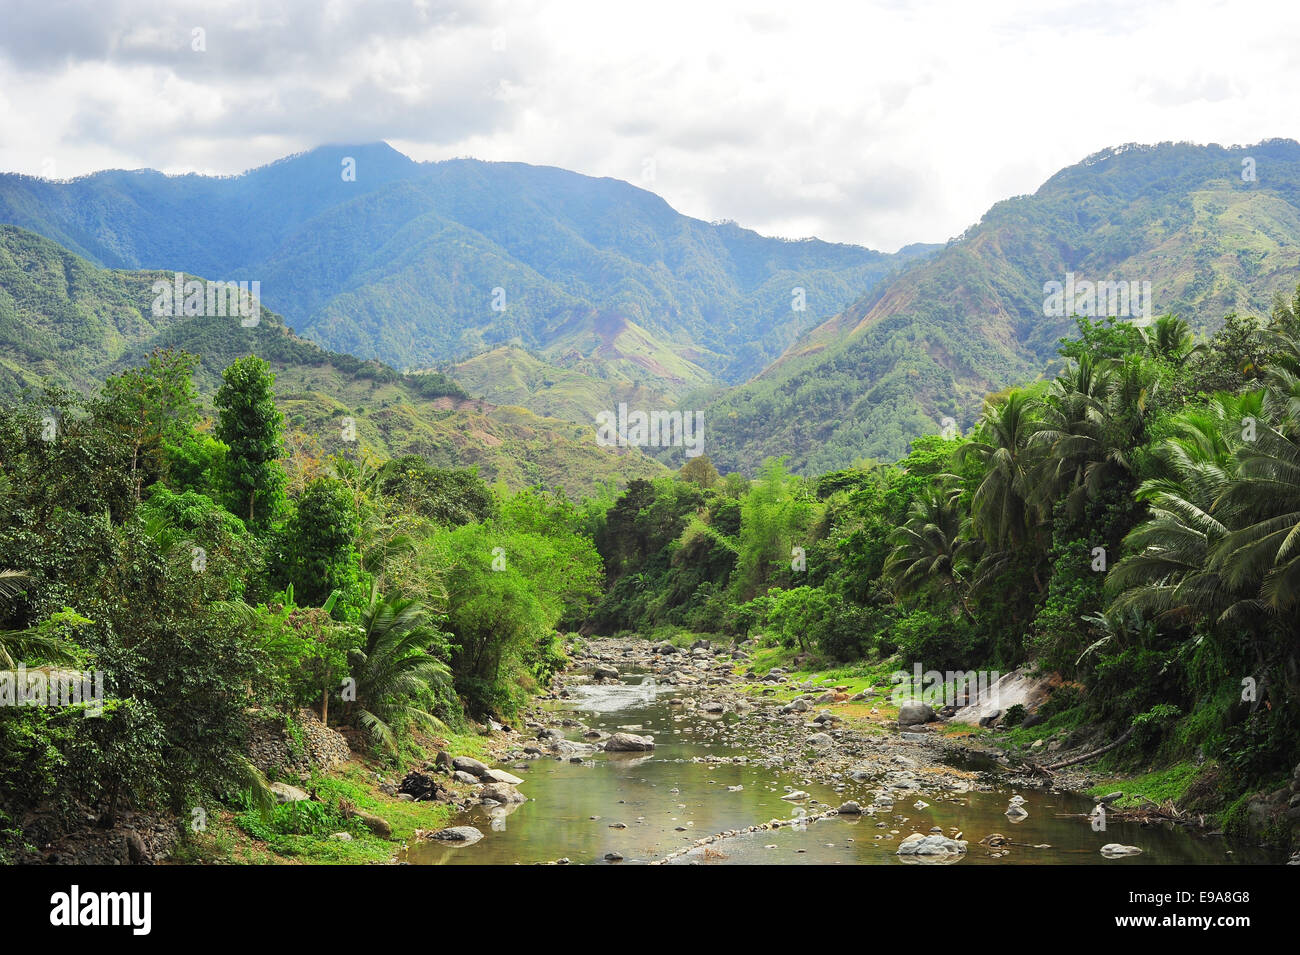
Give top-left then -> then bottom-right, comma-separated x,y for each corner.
897,833 -> 967,856
593,665 -> 620,680
897,701 -> 937,726
480,783 -> 526,804
1100,843 -> 1143,857
451,755 -> 490,777
604,732 -> 655,752
432,826 -> 484,844
838,801 -> 863,814
270,782 -> 309,803
481,768 -> 524,785
452,770 -> 480,785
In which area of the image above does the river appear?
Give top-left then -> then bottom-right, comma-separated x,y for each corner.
404,669 -> 1277,865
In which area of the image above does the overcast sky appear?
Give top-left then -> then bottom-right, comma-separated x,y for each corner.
2,0 -> 1297,250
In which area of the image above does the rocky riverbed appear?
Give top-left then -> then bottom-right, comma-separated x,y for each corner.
404,637 -> 1283,865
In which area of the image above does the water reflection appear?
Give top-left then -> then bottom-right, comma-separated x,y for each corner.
402,673 -> 1281,866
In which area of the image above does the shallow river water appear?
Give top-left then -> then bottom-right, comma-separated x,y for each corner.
404,674 -> 1278,866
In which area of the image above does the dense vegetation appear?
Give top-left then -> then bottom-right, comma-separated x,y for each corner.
0,352 -> 601,861
591,297 -> 1300,835
5,287 -> 1300,861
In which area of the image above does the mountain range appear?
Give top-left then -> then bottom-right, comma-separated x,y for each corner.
4,139 -> 1300,478
0,142 -> 932,397
0,224 -> 665,495
700,139 -> 1300,472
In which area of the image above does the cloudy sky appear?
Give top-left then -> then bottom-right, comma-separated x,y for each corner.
2,0 -> 1297,250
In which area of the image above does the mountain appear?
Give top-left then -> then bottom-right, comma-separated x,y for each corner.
701,139 -> 1300,473
0,143 -> 934,400
0,225 -> 665,495
444,344 -> 677,426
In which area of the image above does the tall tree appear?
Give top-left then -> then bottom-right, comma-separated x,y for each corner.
214,356 -> 286,529
98,349 -> 201,501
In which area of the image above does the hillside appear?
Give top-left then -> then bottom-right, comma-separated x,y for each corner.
701,139 -> 1300,473
0,143 -> 934,392
0,225 -> 665,495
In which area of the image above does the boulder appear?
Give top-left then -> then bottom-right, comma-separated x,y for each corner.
451,755 -> 490,777
604,732 -> 655,752
480,783 -> 526,804
431,826 -> 483,844
897,832 -> 968,856
270,782 -> 309,803
593,665 -> 620,680
549,738 -> 599,757
838,801 -> 863,815
481,768 -> 524,786
1100,843 -> 1143,857
897,701 -> 936,726
348,809 -> 392,839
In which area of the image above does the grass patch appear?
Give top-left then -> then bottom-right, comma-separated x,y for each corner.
173,757 -> 464,865
1083,761 -> 1203,809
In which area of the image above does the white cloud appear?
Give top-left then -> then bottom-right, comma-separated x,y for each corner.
0,0 -> 1297,250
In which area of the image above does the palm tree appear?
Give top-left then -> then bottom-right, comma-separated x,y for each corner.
884,481 -> 978,617
0,570 -> 81,668
956,389 -> 1054,595
960,389 -> 1042,550
1031,353 -> 1112,515
1107,392 -> 1260,628
346,583 -> 451,755
0,569 -> 27,602
1141,314 -> 1199,366
1033,352 -> 1153,519
1211,418 -> 1300,616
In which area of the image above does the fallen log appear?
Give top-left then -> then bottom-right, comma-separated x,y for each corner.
1043,728 -> 1133,771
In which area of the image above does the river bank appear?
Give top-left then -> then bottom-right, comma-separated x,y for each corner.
94,634 -> 1294,865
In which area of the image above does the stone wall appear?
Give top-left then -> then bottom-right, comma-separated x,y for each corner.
248,707 -> 352,780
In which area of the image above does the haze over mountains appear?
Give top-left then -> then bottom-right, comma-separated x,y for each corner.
3,139 -> 1300,478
